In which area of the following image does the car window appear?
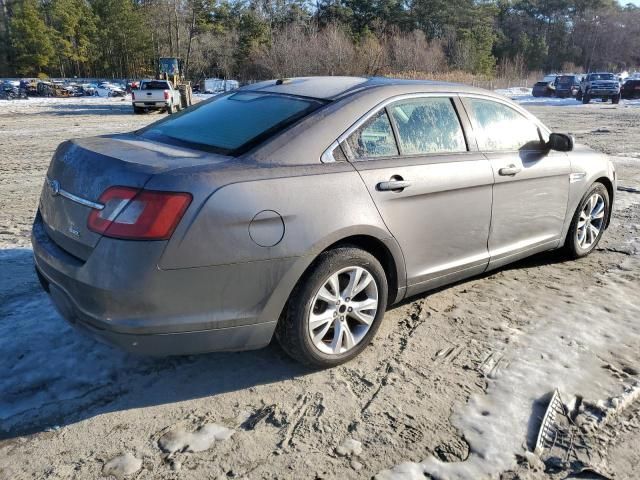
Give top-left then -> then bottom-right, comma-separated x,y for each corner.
142,81 -> 170,90
588,74 -> 615,81
140,91 -> 324,155
388,98 -> 466,155
346,109 -> 399,159
468,98 -> 541,151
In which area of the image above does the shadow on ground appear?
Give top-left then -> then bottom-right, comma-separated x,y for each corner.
0,248 -> 308,439
0,246 -> 571,440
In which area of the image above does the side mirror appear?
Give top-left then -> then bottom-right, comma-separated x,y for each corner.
547,133 -> 574,152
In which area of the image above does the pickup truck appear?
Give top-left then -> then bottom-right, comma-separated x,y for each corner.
577,73 -> 621,104
132,80 -> 182,114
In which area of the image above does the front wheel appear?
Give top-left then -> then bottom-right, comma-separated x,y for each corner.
564,182 -> 610,258
276,247 -> 388,368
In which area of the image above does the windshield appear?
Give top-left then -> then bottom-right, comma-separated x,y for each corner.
557,76 -> 574,85
142,81 -> 170,90
139,91 -> 325,155
588,74 -> 615,81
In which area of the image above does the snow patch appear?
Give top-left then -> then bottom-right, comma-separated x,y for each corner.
376,256 -> 640,479
335,437 -> 363,457
102,453 -> 142,479
158,423 -> 234,454
494,87 -> 532,97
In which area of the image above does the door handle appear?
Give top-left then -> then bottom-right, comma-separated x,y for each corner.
498,165 -> 522,176
377,179 -> 411,192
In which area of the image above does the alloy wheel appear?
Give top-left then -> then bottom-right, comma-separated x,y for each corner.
308,266 -> 379,355
577,192 -> 605,249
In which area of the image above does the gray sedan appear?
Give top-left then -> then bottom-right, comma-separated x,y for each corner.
32,77 -> 615,367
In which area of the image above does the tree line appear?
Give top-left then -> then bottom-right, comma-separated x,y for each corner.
0,0 -> 639,82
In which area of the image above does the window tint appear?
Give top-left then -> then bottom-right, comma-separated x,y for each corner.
346,109 -> 399,159
140,91 -> 323,155
388,98 -> 466,155
142,81 -> 171,90
468,98 -> 541,151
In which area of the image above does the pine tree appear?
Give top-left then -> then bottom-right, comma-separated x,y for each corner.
9,0 -> 54,75
47,0 -> 97,77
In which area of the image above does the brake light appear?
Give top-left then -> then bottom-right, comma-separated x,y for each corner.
87,187 -> 192,240
163,90 -> 169,100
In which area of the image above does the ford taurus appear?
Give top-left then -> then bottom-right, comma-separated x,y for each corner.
32,77 -> 616,367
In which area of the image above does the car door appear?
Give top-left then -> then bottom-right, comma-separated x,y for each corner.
337,95 -> 494,296
462,96 -> 571,269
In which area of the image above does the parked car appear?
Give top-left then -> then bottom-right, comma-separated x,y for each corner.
203,78 -> 240,94
532,81 -> 553,97
553,75 -> 581,98
621,78 -> 640,99
32,77 -> 616,367
96,82 -> 126,97
577,72 -> 621,104
0,80 -> 28,100
132,79 -> 182,114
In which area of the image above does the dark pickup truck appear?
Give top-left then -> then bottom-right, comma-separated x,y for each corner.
577,73 -> 621,104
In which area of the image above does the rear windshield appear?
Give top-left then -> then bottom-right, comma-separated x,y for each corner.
588,74 -> 615,81
139,91 -> 325,155
557,76 -> 575,85
142,81 -> 171,90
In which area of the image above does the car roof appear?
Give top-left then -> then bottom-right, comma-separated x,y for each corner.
240,76 -> 490,101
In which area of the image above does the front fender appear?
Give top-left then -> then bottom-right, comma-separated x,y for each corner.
559,146 -> 615,244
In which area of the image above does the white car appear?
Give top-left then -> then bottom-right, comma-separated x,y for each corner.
95,83 -> 126,97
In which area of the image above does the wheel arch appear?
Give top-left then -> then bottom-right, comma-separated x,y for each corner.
595,176 -> 614,228
323,234 -> 403,306
256,228 -> 407,333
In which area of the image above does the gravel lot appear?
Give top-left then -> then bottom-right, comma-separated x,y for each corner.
1,96 -> 639,480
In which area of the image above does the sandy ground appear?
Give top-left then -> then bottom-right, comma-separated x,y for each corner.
0,95 -> 639,480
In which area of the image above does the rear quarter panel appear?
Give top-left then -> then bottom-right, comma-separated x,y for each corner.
146,160 -> 404,325
154,162 -> 394,269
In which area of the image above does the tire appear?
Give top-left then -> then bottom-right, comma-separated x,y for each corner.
564,182 -> 610,259
612,94 -> 620,104
582,92 -> 591,104
276,247 -> 388,368
166,104 -> 174,114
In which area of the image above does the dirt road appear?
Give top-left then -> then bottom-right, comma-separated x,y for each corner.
1,96 -> 639,480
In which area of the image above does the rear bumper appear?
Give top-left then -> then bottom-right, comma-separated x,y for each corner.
31,212 -> 290,355
133,101 -> 168,108
39,276 -> 275,355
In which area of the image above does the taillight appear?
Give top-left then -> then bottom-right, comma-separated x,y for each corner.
163,90 -> 169,100
87,187 -> 192,240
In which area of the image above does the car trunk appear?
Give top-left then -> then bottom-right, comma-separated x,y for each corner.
38,134 -> 227,261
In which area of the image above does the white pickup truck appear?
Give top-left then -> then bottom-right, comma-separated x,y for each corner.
132,80 -> 182,114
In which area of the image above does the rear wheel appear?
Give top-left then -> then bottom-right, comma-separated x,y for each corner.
276,247 -> 388,368
564,182 -> 610,258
